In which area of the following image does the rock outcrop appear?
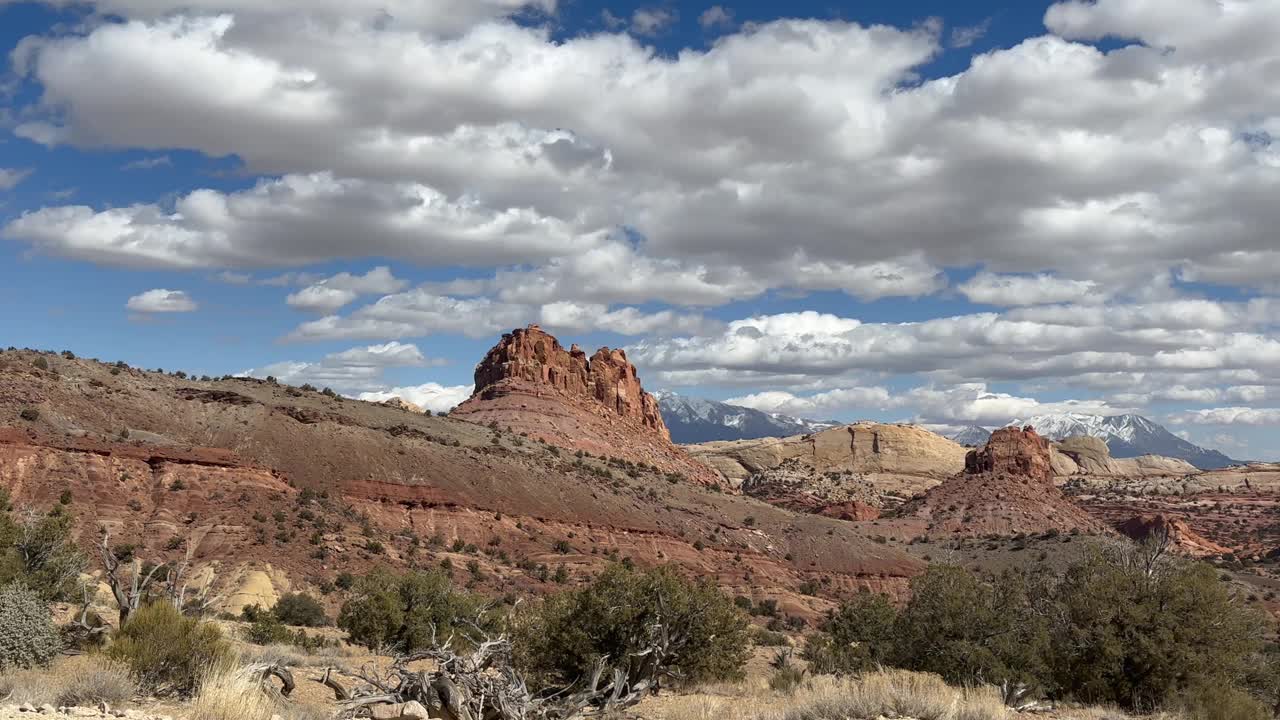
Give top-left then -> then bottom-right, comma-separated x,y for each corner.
685,423 -> 967,502
895,426 -> 1109,538
1115,514 -> 1232,558
469,325 -> 668,436
380,397 -> 425,414
450,326 -> 717,483
965,425 -> 1054,483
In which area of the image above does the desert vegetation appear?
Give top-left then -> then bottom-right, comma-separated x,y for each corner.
0,476 -> 1275,720
803,534 -> 1279,719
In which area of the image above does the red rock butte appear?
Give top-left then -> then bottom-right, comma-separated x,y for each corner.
451,325 -> 720,485
896,424 -> 1109,538
964,425 -> 1055,484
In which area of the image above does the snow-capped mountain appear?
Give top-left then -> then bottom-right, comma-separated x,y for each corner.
1009,413 -> 1237,470
656,392 -> 840,444
950,426 -> 992,447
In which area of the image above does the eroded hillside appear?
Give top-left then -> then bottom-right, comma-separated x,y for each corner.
0,347 -> 920,619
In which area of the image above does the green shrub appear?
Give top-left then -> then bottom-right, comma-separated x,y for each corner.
337,568 -> 489,653
272,592 -> 328,627
1045,543 -> 1265,711
891,566 -> 1048,693
800,539 -> 1273,715
18,408 -> 39,422
0,584 -> 60,671
243,615 -> 334,652
802,590 -> 898,675
0,505 -> 86,602
515,564 -> 750,691
108,603 -> 231,697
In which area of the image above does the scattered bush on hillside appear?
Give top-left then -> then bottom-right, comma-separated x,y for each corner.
272,592 -> 328,627
514,564 -> 750,692
337,568 -> 491,653
108,602 -> 231,697
18,408 -> 39,422
0,584 -> 61,671
802,536 -> 1273,713
802,590 -> 898,675
0,496 -> 87,601
242,613 -> 335,652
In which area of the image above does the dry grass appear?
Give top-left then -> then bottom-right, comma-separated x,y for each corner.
239,642 -> 357,669
650,671 -> 1011,720
188,660 -> 330,720
0,655 -> 136,708
778,671 -> 1011,720
189,661 -> 281,720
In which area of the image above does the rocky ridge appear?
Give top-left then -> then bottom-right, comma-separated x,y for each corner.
0,348 -> 919,619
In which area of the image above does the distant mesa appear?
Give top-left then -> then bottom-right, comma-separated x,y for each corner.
686,422 -> 968,511
450,325 -> 721,484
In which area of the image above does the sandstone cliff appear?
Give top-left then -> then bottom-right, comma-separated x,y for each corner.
450,326 -> 718,484
1050,435 -> 1199,477
686,422 -> 967,503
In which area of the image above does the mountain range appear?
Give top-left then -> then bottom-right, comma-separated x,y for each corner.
1007,413 -> 1238,470
949,426 -> 993,447
655,392 -> 839,443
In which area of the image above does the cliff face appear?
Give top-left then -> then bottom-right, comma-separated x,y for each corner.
452,326 -> 721,483
469,325 -> 668,438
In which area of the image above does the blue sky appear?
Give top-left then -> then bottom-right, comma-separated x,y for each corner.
3,0 -> 1280,459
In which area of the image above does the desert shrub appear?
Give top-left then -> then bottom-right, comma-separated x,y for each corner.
272,592 -> 328,627
751,627 -> 790,647
891,566 -> 1048,693
31,357 -> 48,371
0,501 -> 87,601
769,650 -> 806,694
18,408 -> 39,421
108,602 -> 231,697
802,540 -> 1274,715
54,658 -> 137,707
0,584 -> 61,671
802,590 -> 898,675
1044,542 -> 1267,712
514,564 -> 750,691
337,568 -> 489,653
243,615 -> 335,652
